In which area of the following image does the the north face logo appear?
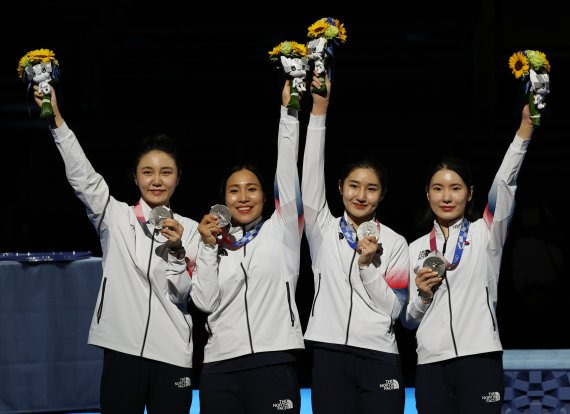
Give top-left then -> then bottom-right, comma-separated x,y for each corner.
482,391 -> 501,403
175,377 -> 191,389
418,250 -> 430,260
272,399 -> 294,410
379,379 -> 400,390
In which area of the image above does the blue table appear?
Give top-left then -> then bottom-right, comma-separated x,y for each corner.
0,257 -> 103,414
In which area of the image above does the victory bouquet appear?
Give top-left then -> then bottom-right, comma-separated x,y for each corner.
268,41 -> 309,110
17,49 -> 60,119
306,17 -> 347,96
508,49 -> 550,127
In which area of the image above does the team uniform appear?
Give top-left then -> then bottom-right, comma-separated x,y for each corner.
191,106 -> 305,414
50,123 -> 199,413
405,134 -> 531,414
302,113 -> 410,413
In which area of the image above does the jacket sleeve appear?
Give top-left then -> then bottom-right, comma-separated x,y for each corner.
165,219 -> 200,305
50,122 -> 111,234
271,106 -> 303,260
403,243 -> 430,329
359,236 -> 410,320
301,113 -> 336,265
189,242 -> 221,313
483,135 -> 530,255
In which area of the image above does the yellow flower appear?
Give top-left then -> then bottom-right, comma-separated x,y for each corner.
337,22 -> 347,43
291,42 -> 307,57
508,52 -> 529,79
537,51 -> 551,73
268,41 -> 307,59
268,44 -> 282,57
17,48 -> 58,80
27,48 -> 56,63
308,19 -> 328,38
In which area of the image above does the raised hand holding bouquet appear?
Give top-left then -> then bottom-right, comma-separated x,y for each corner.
269,41 -> 309,110
306,17 -> 346,96
508,49 -> 550,127
17,49 -> 60,119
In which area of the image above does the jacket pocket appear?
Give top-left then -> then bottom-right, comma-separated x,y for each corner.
285,282 -> 295,327
205,320 -> 213,337
97,277 -> 108,324
311,273 -> 322,317
485,286 -> 496,331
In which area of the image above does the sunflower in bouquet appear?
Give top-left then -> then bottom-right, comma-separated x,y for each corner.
306,17 -> 347,96
269,41 -> 309,111
17,48 -> 60,119
508,50 -> 550,127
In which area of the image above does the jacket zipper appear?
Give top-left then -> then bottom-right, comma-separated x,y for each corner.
311,273 -> 322,317
344,250 -> 357,345
442,237 -> 459,357
486,287 -> 497,331
286,281 -> 295,326
140,233 -> 156,357
96,277 -> 107,324
241,244 -> 254,353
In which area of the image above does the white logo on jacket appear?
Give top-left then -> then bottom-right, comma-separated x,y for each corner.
482,391 -> 501,403
272,399 -> 294,410
379,379 -> 400,390
175,377 -> 191,388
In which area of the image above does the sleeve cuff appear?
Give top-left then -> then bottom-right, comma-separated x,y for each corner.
359,264 -> 378,284
309,113 -> 327,128
50,121 -> 71,141
513,134 -> 530,150
199,241 -> 219,254
415,296 -> 431,312
280,105 -> 299,121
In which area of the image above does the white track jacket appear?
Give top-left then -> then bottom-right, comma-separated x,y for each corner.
405,135 -> 530,364
191,107 -> 305,363
51,123 -> 199,368
302,114 -> 409,354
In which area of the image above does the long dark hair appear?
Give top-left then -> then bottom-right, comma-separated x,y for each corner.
132,134 -> 182,175
338,156 -> 388,198
423,156 -> 479,224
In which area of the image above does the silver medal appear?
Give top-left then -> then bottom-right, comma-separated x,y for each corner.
423,256 -> 446,277
210,204 -> 231,227
148,206 -> 171,229
357,220 -> 380,241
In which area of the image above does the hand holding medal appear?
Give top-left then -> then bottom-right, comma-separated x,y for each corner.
198,205 -> 230,246
210,204 -> 231,228
508,49 -> 550,127
356,220 -> 382,267
422,252 -> 446,278
268,41 -> 309,110
149,206 -> 172,229
17,49 -> 60,119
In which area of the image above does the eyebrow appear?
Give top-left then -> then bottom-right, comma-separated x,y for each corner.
430,182 -> 464,187
227,182 -> 260,187
348,179 -> 379,186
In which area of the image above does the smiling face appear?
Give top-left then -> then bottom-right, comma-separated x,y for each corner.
339,167 -> 383,227
134,150 -> 179,208
427,168 -> 473,226
225,168 -> 265,225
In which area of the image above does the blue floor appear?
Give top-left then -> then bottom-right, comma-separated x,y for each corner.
72,388 -> 418,413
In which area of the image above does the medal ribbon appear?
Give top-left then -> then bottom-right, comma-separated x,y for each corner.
221,220 -> 264,248
429,218 -> 470,270
339,216 -> 358,249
